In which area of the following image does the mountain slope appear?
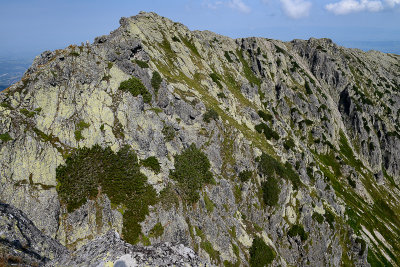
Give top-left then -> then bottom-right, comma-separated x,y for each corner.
1,11 -> 400,266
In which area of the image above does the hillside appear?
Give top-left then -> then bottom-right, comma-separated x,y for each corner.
1,12 -> 400,266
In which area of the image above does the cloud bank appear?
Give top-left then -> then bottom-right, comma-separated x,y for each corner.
279,0 -> 312,19
326,0 -> 400,15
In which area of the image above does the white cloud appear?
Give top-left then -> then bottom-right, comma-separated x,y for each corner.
325,0 -> 384,14
279,0 -> 312,19
227,0 -> 251,13
203,0 -> 251,13
385,0 -> 400,7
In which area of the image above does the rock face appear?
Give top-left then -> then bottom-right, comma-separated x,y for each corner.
1,11 -> 400,266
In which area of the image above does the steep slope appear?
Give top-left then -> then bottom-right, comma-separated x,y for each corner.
1,11 -> 400,266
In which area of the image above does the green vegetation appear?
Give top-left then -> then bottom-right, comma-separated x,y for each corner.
102,74 -> 111,82
69,51 -> 80,57
201,240 -> 220,264
258,153 -> 301,190
181,36 -> 200,57
355,237 -> 366,256
20,108 -> 35,118
224,51 -> 233,63
141,156 -> 161,174
262,176 -> 280,206
287,224 -> 308,241
249,236 -> 275,267
283,138 -> 295,151
203,192 -> 215,213
217,92 -> 227,98
107,62 -> 113,69
170,144 -> 213,203
151,71 -> 162,93
305,81 -> 312,95
239,170 -> 252,182
258,110 -> 273,122
233,184 -> 242,204
324,209 -> 335,229
210,73 -> 223,89
339,130 -> 363,171
134,59 -> 149,68
0,133 -> 12,142
236,49 -> 261,87
274,44 -> 286,54
255,123 -> 279,141
56,145 -> 157,244
203,108 -> 219,123
74,120 -> 91,141
149,222 -> 164,238
119,76 -> 151,103
158,184 -> 179,210
162,125 -> 175,141
312,212 -> 324,224
74,120 -> 90,141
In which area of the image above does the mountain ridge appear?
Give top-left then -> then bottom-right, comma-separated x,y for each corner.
1,11 -> 400,266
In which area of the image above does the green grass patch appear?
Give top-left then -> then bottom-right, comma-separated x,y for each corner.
119,76 -> 151,103
258,110 -> 273,122
255,123 -> 279,141
151,71 -> 162,93
0,132 -> 12,142
149,222 -> 164,238
141,156 -> 161,174
203,192 -> 215,213
258,153 -> 301,190
236,49 -> 261,87
201,240 -> 220,264
170,144 -> 213,203
217,92 -> 227,98
20,108 -> 35,118
56,145 -> 157,244
134,59 -> 149,68
305,81 -> 312,95
203,108 -> 219,123
312,212 -> 324,224
181,36 -> 200,57
224,51 -> 233,63
239,170 -> 252,182
249,236 -> 275,267
287,224 -> 308,241
262,176 -> 280,206
210,73 -> 223,89
283,137 -> 295,151
339,130 -> 363,171
162,124 -> 175,141
74,120 -> 90,141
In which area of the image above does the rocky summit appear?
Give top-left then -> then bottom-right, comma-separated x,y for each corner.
0,11 -> 400,266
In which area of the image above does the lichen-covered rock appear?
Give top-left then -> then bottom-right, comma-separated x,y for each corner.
1,11 -> 400,266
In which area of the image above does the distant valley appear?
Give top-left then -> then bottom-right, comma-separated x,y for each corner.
0,57 -> 33,91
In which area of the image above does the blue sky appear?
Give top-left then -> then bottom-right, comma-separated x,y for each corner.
0,0 -> 399,59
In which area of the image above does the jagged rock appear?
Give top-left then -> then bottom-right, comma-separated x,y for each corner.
49,231 -> 209,267
1,11 -> 399,266
0,202 -> 67,266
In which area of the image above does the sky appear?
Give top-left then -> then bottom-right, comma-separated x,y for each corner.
0,0 -> 399,60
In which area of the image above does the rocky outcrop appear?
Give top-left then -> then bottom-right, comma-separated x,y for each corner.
0,202 -> 67,266
50,230 -> 209,267
1,11 -> 400,266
